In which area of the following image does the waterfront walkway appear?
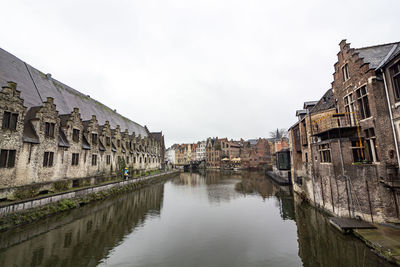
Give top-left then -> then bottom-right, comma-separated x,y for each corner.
354,224 -> 400,265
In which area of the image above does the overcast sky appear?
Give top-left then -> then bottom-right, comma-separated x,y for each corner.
1,0 -> 399,147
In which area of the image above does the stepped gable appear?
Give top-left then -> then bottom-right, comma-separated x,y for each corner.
0,47 -> 148,137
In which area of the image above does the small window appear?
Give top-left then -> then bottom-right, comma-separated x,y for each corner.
126,156 -> 129,164
91,133 -> 98,145
342,63 -> 350,81
72,129 -> 80,143
0,149 -> 16,168
106,155 -> 111,165
92,154 -> 97,166
117,139 -> 120,147
72,153 -> 79,166
2,111 -> 18,130
106,136 -> 111,146
45,122 -> 55,138
43,152 -> 54,167
351,140 -> 365,163
365,128 -> 379,162
318,144 -> 331,163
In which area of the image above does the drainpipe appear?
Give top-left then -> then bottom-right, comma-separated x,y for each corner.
382,71 -> 400,171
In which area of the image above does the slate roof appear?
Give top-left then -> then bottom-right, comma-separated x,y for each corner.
303,101 -> 318,109
22,121 -> 40,144
296,109 -> 307,116
58,128 -> 70,148
0,47 -> 148,137
311,89 -> 335,114
355,42 -> 400,69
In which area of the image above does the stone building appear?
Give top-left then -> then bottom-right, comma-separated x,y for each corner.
241,138 -> 272,170
220,139 -> 241,160
288,40 -> 400,223
0,48 -> 164,199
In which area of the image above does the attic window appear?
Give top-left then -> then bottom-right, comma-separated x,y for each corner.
2,111 -> 18,130
342,63 -> 350,81
91,133 -> 98,145
73,129 -> 80,142
106,136 -> 111,146
45,122 -> 55,138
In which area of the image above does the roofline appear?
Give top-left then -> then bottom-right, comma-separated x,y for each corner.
354,41 -> 400,51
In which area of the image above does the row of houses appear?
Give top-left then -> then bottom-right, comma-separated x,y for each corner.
287,39 -> 400,223
0,48 -> 164,199
166,136 -> 288,170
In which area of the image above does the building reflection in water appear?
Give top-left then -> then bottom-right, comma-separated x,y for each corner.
293,194 -> 393,267
0,171 -> 393,267
0,184 -> 164,267
235,171 -> 295,221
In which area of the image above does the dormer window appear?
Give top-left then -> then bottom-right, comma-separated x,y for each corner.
91,133 -> 98,145
2,111 -> 18,130
106,136 -> 111,146
45,122 -> 55,138
72,129 -> 80,142
117,139 -> 120,147
342,63 -> 350,81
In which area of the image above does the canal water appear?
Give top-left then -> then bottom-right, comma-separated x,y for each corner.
0,171 -> 393,267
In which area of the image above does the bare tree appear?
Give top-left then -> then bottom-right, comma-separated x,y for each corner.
269,128 -> 287,140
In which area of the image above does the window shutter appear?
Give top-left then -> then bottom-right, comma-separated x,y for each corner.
2,112 -> 10,129
8,150 -> 16,168
49,152 -> 54,166
43,152 -> 49,166
10,114 -> 18,130
0,150 -> 7,167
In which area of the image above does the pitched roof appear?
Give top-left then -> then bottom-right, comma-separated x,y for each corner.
355,42 -> 400,69
22,121 -> 40,144
58,128 -> 70,148
303,101 -> 318,109
296,109 -> 307,116
311,89 -> 335,113
0,47 -> 148,137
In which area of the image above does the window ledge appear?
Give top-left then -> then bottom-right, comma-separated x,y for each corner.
359,117 -> 373,123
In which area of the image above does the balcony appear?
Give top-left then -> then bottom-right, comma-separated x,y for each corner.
312,113 -> 357,138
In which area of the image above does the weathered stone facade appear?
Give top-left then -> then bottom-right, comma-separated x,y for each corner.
0,48 -> 164,199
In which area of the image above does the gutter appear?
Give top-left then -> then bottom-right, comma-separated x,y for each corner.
376,43 -> 400,175
382,70 -> 400,171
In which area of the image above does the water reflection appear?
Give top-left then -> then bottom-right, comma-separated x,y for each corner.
293,194 -> 393,267
0,171 -> 393,267
0,184 -> 164,267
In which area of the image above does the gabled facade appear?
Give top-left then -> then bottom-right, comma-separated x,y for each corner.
0,47 -> 164,198
289,40 -> 400,223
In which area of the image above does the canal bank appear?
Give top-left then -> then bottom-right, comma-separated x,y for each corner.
0,171 -> 393,266
0,169 -> 180,232
290,187 -> 400,266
